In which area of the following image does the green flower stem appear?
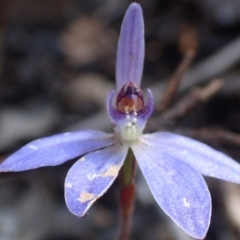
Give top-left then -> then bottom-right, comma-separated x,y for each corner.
118,150 -> 136,240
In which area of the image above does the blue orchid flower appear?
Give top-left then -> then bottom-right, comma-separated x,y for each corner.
1,3 -> 240,239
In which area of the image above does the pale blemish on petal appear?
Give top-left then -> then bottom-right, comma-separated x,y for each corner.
28,145 -> 38,150
63,132 -> 71,136
183,197 -> 190,208
87,165 -> 120,180
80,156 -> 86,161
78,191 -> 95,203
100,165 -> 119,177
87,173 -> 97,180
65,182 -> 73,188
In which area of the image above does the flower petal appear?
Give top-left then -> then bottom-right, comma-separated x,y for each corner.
142,132 -> 240,184
116,3 -> 144,91
131,142 -> 211,239
64,144 -> 128,217
0,130 -> 115,172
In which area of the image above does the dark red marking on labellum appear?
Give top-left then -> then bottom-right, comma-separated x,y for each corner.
116,82 -> 144,113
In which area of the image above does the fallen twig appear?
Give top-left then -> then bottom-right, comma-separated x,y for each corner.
176,128 -> 240,148
162,78 -> 224,121
158,49 -> 196,112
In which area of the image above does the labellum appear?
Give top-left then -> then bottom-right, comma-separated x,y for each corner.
116,82 -> 144,114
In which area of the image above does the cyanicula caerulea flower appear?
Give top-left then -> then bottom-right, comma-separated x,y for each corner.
1,3 -> 240,239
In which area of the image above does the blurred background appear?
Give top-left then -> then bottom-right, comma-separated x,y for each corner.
1,0 -> 240,239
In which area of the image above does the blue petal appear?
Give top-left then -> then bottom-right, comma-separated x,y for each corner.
131,142 -> 211,239
0,130 -> 115,171
142,132 -> 240,184
64,144 -> 128,217
116,3 -> 144,91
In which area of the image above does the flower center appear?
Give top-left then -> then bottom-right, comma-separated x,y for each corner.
116,81 -> 144,113
115,82 -> 145,142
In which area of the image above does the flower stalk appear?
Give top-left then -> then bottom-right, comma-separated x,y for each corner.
118,150 -> 136,240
